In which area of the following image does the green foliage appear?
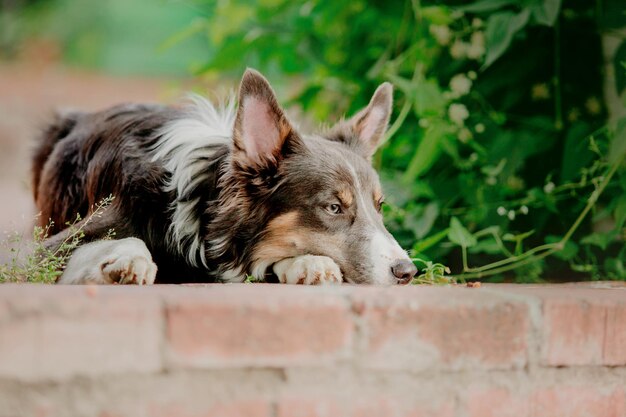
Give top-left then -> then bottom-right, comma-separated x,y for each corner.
180,0 -> 625,283
412,258 -> 454,285
0,0 -> 209,76
0,197 -> 115,284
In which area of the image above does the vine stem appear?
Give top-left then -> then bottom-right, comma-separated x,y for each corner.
383,97 -> 412,145
455,154 -> 624,280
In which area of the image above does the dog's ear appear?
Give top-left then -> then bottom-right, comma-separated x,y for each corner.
328,83 -> 393,160
232,69 -> 295,167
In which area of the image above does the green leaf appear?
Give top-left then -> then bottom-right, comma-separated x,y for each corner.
581,231 -> 618,250
604,257 -> 626,280
413,79 -> 446,116
404,202 -> 439,239
615,195 -> 626,229
403,120 -> 447,181
545,235 -> 578,260
483,9 -> 531,69
421,6 -> 455,25
609,117 -> 626,165
531,0 -> 562,26
413,228 -> 449,253
469,238 -> 504,255
503,230 -> 535,242
448,217 -> 477,248
457,0 -> 517,13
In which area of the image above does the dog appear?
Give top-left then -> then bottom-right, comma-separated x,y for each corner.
32,69 -> 417,285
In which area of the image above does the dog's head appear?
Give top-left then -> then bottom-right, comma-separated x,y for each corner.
231,69 -> 416,285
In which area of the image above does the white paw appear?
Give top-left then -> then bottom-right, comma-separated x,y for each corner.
273,255 -> 342,285
59,238 -> 157,285
101,253 -> 157,285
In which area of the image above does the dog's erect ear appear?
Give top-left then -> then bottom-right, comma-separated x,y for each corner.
232,69 -> 294,167
328,83 -> 393,160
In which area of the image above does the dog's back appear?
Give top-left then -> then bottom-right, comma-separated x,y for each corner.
33,104 -> 172,234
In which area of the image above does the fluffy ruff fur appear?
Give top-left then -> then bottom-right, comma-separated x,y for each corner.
33,69 -> 417,285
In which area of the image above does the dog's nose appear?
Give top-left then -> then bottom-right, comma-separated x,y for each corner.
391,260 -> 417,284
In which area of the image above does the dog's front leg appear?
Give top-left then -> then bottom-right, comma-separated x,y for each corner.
272,255 -> 342,285
58,238 -> 157,285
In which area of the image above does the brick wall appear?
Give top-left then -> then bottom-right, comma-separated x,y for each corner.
0,283 -> 625,417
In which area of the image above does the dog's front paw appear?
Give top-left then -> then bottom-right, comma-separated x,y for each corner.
273,255 -> 342,285
101,253 -> 157,285
59,237 -> 157,285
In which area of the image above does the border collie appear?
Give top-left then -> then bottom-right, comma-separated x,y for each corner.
32,69 -> 417,285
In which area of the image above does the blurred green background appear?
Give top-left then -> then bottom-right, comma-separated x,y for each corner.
1,0 -> 625,282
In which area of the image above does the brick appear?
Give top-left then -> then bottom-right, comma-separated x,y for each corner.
165,286 -> 353,368
467,388 -> 530,417
542,299 -> 606,366
532,387 -> 626,417
355,287 -> 529,371
276,397 -> 453,417
602,304 -> 626,365
148,400 -> 271,417
465,386 -> 626,417
0,285 -> 163,381
541,295 -> 626,366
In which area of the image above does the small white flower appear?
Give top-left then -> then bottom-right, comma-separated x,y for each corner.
520,205 -> 529,215
467,32 -> 485,59
470,31 -> 485,48
449,103 -> 469,126
469,152 -> 478,162
474,123 -> 485,133
418,118 -> 430,128
458,128 -> 472,143
472,18 -> 483,28
450,74 -> 472,97
508,210 -> 516,220
543,182 -> 555,194
486,176 -> 497,185
497,206 -> 507,216
429,24 -> 452,46
467,45 -> 485,60
467,71 -> 477,80
450,40 -> 467,59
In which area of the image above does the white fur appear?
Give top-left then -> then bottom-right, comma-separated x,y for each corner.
273,255 -> 342,285
151,94 -> 236,267
368,230 -> 410,285
59,238 -> 157,285
343,155 -> 411,285
250,258 -> 275,282
220,265 -> 245,283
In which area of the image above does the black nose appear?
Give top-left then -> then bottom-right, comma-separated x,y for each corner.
391,260 -> 417,284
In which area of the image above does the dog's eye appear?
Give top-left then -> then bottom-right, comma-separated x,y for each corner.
376,199 -> 385,212
327,203 -> 343,215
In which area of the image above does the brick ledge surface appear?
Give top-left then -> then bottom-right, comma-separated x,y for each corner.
0,282 -> 625,417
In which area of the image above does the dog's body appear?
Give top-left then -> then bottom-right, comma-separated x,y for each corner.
33,70 -> 416,285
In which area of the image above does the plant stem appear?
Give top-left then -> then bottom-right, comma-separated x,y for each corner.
454,154 -> 624,280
